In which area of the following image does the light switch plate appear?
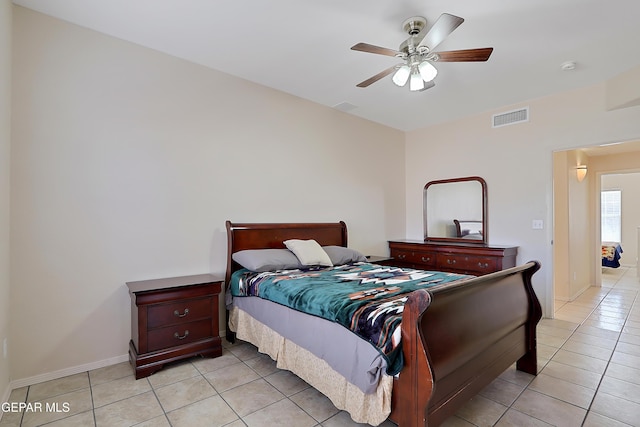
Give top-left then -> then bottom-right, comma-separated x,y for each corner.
532,220 -> 544,230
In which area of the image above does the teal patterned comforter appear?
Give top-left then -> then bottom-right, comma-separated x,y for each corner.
230,262 -> 471,374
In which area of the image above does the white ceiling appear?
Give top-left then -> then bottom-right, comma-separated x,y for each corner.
12,0 -> 640,131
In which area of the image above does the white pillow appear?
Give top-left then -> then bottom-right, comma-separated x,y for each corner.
283,239 -> 333,267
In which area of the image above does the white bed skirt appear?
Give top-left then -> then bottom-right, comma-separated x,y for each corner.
229,306 -> 393,426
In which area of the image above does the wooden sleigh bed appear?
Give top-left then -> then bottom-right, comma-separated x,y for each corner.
224,221 -> 542,427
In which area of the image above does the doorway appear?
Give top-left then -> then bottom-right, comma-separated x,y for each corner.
552,140 -> 640,315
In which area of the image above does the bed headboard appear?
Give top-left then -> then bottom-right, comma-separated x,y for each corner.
224,220 -> 348,285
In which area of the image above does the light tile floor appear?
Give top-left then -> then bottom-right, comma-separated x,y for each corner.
1,267 -> 639,426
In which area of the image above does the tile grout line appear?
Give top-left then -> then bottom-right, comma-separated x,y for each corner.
87,371 -> 97,427
582,288 -> 640,421
513,269 -> 633,426
578,268 -> 639,425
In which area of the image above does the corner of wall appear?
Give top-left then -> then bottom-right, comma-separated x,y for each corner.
0,0 -> 13,403
606,65 -> 640,111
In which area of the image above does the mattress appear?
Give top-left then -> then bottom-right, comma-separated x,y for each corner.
228,304 -> 393,425
229,263 -> 471,376
231,295 -> 387,394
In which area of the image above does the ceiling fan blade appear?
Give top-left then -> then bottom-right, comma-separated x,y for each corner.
432,47 -> 493,62
417,80 -> 436,92
356,65 -> 398,88
420,13 -> 464,51
351,42 -> 401,57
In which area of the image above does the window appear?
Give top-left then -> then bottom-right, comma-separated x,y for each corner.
601,190 -> 621,242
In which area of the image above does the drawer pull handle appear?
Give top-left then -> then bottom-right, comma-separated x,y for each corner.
421,257 -> 431,262
447,259 -> 456,264
174,330 -> 190,340
174,308 -> 189,318
478,262 -> 489,268
398,254 -> 406,260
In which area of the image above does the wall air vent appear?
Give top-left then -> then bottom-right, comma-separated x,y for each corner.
492,107 -> 529,128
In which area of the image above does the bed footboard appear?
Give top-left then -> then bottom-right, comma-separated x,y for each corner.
390,261 -> 541,427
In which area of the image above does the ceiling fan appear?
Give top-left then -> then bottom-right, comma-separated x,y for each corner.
351,13 -> 493,92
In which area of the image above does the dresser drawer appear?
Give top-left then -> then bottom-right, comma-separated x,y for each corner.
390,248 -> 436,267
437,253 -> 498,274
147,319 -> 213,352
147,297 -> 212,329
388,241 -> 517,277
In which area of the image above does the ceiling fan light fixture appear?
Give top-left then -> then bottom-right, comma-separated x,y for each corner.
409,69 -> 425,91
352,13 -> 492,90
392,65 -> 410,86
418,61 -> 438,82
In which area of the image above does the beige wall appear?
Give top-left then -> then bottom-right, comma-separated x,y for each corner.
607,66 -> 640,110
0,0 -> 12,402
555,149 -> 592,300
406,81 -> 640,315
552,151 -> 570,300
10,7 -> 405,381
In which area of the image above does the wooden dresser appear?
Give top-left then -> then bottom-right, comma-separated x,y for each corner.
388,240 -> 517,276
127,274 -> 223,379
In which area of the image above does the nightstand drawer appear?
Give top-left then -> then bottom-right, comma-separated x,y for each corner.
147,297 -> 212,329
147,319 -> 212,352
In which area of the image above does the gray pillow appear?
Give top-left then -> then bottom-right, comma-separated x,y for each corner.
232,249 -> 302,272
322,246 -> 367,265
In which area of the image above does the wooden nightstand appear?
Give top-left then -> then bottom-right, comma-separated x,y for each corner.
127,274 -> 223,379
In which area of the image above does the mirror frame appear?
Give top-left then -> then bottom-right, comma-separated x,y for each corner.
423,176 -> 488,245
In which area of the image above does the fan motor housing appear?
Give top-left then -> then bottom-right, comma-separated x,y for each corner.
399,16 -> 428,54
402,16 -> 427,35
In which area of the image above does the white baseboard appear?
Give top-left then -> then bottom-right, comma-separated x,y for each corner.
9,354 -> 129,390
570,284 -> 591,302
2,331 -> 228,399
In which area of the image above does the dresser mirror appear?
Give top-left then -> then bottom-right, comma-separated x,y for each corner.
423,176 -> 487,244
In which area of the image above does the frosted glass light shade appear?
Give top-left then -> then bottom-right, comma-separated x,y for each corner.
418,61 -> 438,82
409,71 -> 425,91
392,65 -> 410,86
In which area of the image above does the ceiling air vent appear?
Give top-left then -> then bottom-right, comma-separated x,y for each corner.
333,102 -> 358,112
492,107 -> 529,128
